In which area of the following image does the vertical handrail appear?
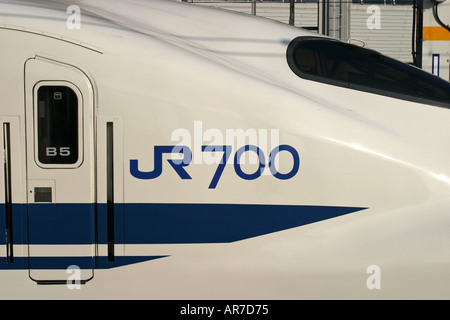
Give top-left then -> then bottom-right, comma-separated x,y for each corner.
3,123 -> 13,263
106,122 -> 114,262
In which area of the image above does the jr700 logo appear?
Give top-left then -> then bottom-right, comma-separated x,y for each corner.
130,144 -> 299,189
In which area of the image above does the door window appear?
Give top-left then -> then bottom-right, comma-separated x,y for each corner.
34,83 -> 82,167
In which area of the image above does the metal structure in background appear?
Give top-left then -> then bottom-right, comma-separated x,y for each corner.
290,0 -> 295,25
419,0 -> 450,80
318,0 -> 350,40
412,0 -> 424,67
182,0 -> 450,79
184,0 -> 415,63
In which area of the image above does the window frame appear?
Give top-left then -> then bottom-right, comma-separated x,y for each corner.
33,81 -> 84,169
286,36 -> 450,108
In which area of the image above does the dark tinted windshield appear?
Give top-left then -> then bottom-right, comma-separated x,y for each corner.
287,37 -> 450,108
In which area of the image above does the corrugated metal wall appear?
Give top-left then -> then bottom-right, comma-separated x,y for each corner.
184,1 -> 414,63
350,5 -> 414,63
191,2 -> 318,29
256,3 -> 318,28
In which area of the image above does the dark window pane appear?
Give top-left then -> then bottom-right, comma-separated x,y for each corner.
37,86 -> 79,164
287,37 -> 450,107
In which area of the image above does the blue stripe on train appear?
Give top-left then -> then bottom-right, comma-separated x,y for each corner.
1,203 -> 366,245
121,203 -> 365,244
0,203 -> 366,269
0,256 -> 167,270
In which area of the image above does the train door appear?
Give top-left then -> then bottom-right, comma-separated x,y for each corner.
24,57 -> 95,283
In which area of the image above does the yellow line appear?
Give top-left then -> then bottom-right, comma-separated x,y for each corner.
423,26 -> 450,41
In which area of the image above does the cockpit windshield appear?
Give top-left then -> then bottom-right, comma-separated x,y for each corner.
287,36 -> 450,108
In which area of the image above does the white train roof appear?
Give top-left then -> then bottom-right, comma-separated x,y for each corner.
1,0 -> 317,81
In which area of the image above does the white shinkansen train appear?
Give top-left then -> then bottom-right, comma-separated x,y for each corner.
1,0 -> 450,300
